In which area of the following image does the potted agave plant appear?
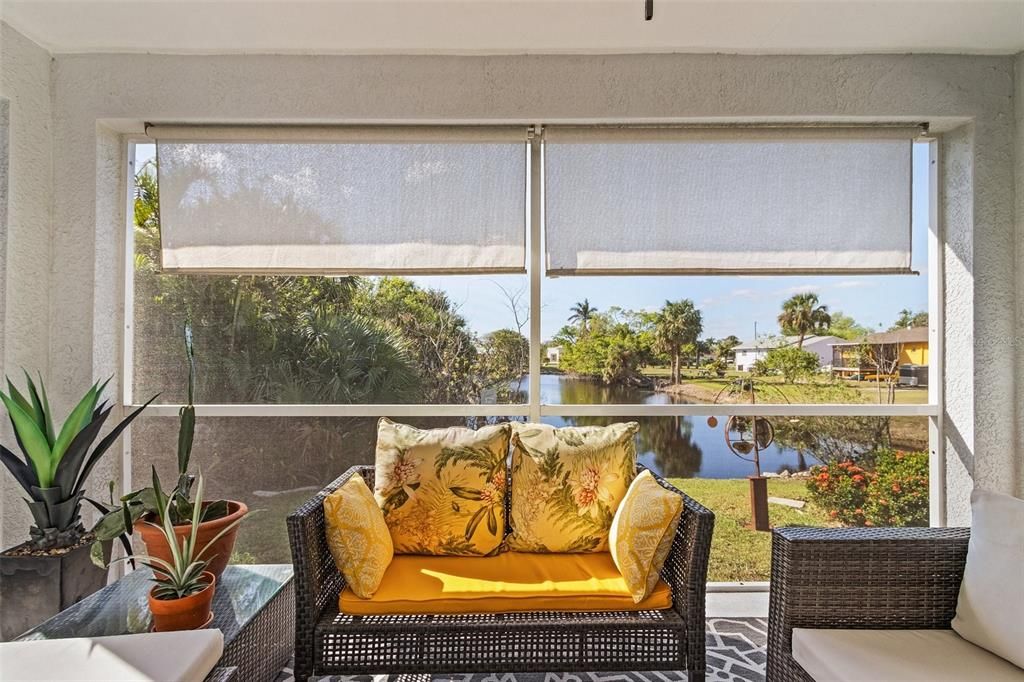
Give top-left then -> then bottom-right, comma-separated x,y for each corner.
115,471 -> 246,631
94,324 -> 247,578
0,374 -> 154,640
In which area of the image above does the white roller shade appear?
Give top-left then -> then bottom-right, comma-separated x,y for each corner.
151,126 -> 528,274
544,126 -> 919,276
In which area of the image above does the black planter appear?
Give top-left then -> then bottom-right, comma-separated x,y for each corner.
0,540 -> 111,641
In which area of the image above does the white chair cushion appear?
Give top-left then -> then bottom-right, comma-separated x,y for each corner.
0,629 -> 224,682
952,488 -> 1024,668
792,628 -> 1024,681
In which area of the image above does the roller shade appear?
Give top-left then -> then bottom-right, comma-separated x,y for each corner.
544,126 -> 920,276
150,126 -> 528,274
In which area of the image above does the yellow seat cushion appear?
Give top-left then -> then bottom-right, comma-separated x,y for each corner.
339,552 -> 673,615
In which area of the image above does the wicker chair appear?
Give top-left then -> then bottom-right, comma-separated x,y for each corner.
766,525 -> 971,681
288,464 -> 714,680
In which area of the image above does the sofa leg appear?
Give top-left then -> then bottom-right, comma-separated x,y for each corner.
687,665 -> 705,681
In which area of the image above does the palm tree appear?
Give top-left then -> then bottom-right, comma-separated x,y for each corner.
654,299 -> 703,384
778,293 -> 832,349
568,299 -> 597,335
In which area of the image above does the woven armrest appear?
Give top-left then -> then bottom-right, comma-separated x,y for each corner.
287,465 -> 371,680
648,468 -> 715,676
766,526 -> 970,681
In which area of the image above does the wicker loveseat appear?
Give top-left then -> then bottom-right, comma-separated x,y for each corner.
766,526 -> 979,681
288,464 -> 714,680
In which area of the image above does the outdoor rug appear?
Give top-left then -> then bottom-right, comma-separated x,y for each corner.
276,617 -> 767,682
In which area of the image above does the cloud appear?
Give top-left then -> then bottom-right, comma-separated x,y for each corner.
833,280 -> 875,289
776,284 -> 820,296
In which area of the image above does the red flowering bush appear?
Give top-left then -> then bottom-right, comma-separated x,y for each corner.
806,448 -> 929,527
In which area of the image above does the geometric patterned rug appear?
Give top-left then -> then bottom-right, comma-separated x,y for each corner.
275,618 -> 767,682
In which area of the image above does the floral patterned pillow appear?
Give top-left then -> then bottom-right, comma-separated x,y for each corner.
507,422 -> 639,553
373,418 -> 511,556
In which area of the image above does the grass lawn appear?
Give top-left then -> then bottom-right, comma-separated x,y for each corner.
669,477 -> 836,583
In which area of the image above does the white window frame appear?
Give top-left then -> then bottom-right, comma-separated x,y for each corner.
120,132 -> 945,573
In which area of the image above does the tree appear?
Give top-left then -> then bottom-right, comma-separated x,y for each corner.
827,311 -> 872,340
760,346 -> 821,383
778,293 -> 832,349
890,309 -> 928,331
714,335 -> 742,362
653,299 -> 703,384
479,329 -> 529,400
568,299 -> 598,336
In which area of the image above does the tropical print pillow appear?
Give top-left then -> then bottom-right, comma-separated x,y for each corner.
373,418 -> 511,556
507,421 -> 639,553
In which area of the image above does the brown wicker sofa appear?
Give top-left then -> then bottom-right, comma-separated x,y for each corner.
288,464 -> 714,680
766,525 -> 972,681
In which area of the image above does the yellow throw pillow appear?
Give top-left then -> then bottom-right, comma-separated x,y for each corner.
507,422 -> 638,553
610,469 -> 684,603
373,418 -> 511,556
323,473 -> 394,599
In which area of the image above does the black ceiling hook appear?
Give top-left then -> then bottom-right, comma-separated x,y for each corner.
645,0 -> 653,20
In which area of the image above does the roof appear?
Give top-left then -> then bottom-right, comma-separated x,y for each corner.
830,327 -> 929,347
734,335 -> 841,351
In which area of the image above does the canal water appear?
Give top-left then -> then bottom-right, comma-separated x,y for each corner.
523,374 -> 819,479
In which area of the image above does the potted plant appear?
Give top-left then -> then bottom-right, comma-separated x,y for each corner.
94,324 -> 247,578
115,472 -> 246,631
0,374 -> 154,639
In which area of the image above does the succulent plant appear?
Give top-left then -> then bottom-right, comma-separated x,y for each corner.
0,373 -> 154,551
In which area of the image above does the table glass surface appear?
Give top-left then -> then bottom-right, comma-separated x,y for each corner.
16,564 -> 292,643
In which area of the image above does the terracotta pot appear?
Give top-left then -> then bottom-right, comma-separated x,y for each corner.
135,500 -> 247,579
148,571 -> 215,632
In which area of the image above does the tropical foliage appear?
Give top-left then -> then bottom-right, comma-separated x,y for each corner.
753,346 -> 821,383
653,300 -> 703,384
0,374 -> 152,550
568,299 -> 598,335
890,309 -> 928,331
778,293 -> 832,348
113,472 -> 246,600
805,448 -> 928,527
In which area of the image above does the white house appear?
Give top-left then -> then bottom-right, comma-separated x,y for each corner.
733,335 -> 843,372
546,345 -> 562,365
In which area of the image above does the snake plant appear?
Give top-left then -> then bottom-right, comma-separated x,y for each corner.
0,373 -> 155,551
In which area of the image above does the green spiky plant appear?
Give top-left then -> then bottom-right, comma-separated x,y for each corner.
93,322 -> 230,564
0,373 -> 155,552
113,471 -> 245,600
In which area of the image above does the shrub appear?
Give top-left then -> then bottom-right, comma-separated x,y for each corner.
805,448 -> 929,527
761,346 -> 820,383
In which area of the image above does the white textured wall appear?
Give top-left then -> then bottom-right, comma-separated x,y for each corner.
1015,52 -> 1024,498
0,23 -> 1021,547
0,24 -> 52,547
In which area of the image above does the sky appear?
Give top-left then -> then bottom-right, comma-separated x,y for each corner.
136,142 -> 930,342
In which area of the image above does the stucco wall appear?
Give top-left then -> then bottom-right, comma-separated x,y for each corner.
0,24 -> 53,547
0,22 -> 1021,548
1016,52 -> 1024,498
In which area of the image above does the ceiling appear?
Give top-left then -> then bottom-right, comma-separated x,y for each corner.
3,0 -> 1023,56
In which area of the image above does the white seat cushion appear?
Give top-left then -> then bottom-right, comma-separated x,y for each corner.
952,489 -> 1024,668
792,628 -> 1024,682
0,630 -> 224,682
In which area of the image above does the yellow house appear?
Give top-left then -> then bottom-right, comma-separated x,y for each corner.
830,328 -> 929,385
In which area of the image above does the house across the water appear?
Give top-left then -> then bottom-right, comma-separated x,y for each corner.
733,335 -> 842,372
830,327 -> 929,386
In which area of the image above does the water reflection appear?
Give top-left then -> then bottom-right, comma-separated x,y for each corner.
536,374 -> 819,479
